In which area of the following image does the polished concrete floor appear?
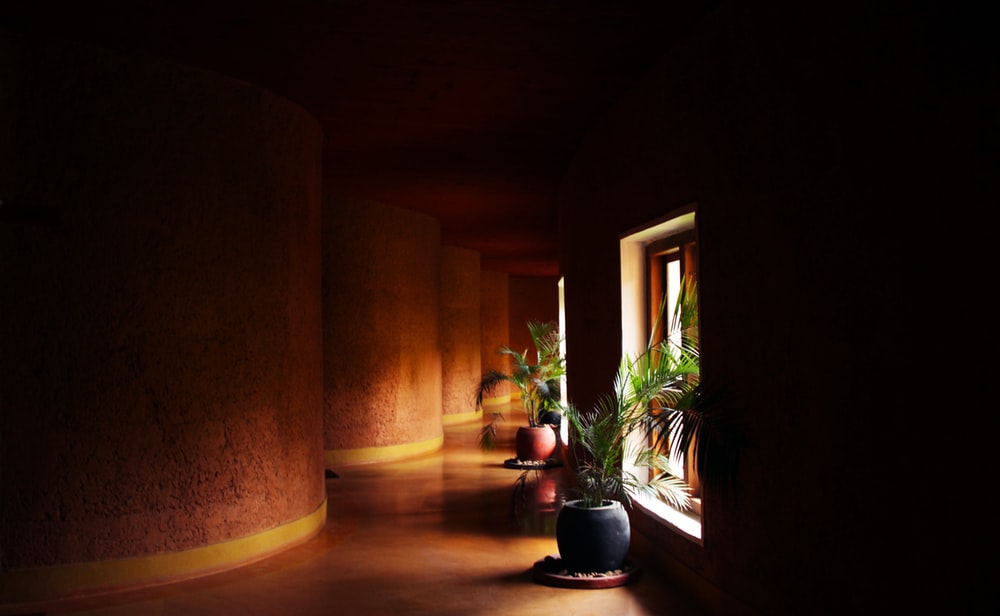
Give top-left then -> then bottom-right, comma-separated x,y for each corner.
10,409 -> 712,616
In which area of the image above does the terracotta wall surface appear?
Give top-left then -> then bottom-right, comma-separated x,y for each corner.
440,246 -> 481,419
322,196 -> 443,452
507,275 -> 561,365
0,33 -> 326,570
478,270 -> 511,402
559,4 -> 952,614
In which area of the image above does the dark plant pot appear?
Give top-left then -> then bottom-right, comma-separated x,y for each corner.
555,499 -> 630,573
515,425 -> 557,461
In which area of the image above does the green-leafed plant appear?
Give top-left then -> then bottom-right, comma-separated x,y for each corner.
564,276 -> 703,510
475,320 -> 566,450
646,277 -> 742,500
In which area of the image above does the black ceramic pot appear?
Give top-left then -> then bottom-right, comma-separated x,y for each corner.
555,499 -> 630,573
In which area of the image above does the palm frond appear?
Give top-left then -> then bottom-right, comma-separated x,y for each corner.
527,320 -> 558,356
498,346 -> 533,383
474,370 -> 513,407
643,471 -> 693,510
478,412 -> 504,450
648,381 -> 744,498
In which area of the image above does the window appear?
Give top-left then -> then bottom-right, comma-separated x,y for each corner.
620,205 -> 702,541
647,232 -> 701,504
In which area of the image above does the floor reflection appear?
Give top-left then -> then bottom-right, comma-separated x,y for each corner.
508,467 -> 568,536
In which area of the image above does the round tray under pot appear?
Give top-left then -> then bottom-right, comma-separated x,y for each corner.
531,555 -> 641,589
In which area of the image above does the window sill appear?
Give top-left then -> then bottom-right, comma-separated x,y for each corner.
632,493 -> 703,543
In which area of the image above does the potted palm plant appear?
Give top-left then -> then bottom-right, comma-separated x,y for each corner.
475,320 -> 566,465
554,278 -> 702,576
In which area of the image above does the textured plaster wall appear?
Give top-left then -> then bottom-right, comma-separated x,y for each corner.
507,275 -> 560,362
0,33 -> 326,570
440,246 -> 481,419
478,270 -> 510,401
322,196 -> 443,451
558,5 -> 958,614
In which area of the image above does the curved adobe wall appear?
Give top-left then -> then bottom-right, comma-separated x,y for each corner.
322,196 -> 443,464
0,33 -> 325,602
508,275 -> 561,358
479,271 -> 511,406
440,246 -> 482,424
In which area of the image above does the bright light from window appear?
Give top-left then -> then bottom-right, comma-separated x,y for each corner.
619,208 -> 701,543
558,277 -> 568,445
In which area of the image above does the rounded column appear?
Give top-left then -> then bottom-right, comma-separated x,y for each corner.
441,246 -> 482,425
322,196 -> 444,465
0,32 -> 326,605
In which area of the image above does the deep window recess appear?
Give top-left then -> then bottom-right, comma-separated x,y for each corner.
619,206 -> 702,542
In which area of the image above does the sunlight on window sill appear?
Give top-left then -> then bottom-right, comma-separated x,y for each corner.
633,493 -> 703,542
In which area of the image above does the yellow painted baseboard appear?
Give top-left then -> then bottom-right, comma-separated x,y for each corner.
324,434 -> 444,466
0,497 -> 328,607
442,410 -> 481,426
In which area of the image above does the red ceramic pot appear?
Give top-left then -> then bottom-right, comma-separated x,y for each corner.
515,425 -> 557,461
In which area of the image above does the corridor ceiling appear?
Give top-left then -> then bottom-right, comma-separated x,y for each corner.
2,1 -> 714,275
